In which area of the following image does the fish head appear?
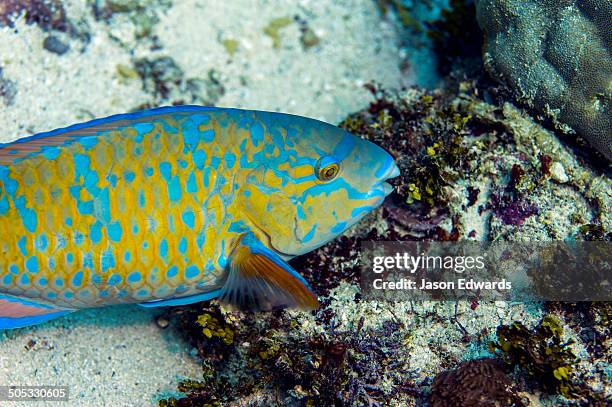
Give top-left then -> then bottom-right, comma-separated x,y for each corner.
239,116 -> 399,257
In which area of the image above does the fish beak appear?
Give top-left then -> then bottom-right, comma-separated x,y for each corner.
378,161 -> 400,196
384,162 -> 401,179
382,182 -> 394,196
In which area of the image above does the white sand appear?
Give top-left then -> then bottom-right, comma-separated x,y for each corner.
0,306 -> 199,406
0,1 -> 406,405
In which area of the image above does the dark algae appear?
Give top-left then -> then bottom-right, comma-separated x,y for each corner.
490,315 -> 610,403
158,306 -> 423,406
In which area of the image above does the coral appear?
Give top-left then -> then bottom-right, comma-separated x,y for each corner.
429,358 -> 525,407
340,81 -> 611,241
339,85 -> 473,212
490,316 -> 582,398
475,0 -> 612,160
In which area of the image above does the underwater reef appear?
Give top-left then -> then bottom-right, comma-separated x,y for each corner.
156,6 -> 610,405
1,0 -> 609,405
159,79 -> 611,406
475,0 -> 612,161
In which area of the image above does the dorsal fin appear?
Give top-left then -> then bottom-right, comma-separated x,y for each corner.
0,105 -> 221,165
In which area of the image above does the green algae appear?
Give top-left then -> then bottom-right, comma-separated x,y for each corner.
491,316 -> 580,398
263,17 -> 293,49
197,312 -> 234,345
221,39 -> 239,57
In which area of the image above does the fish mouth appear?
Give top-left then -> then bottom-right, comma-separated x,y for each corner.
374,161 -> 400,197
381,181 -> 395,196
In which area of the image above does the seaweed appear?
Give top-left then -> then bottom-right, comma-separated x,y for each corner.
486,163 -> 539,226
340,84 -> 472,213
490,316 -> 581,399
578,224 -> 612,242
159,307 -> 422,406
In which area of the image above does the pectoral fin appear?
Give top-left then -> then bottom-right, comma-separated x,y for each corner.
221,233 -> 319,311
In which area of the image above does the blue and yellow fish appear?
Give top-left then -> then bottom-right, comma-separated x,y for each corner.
0,106 -> 399,329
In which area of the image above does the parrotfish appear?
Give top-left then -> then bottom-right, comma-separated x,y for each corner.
0,106 -> 399,329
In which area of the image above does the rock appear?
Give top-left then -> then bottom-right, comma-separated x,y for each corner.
475,0 -> 612,161
550,162 -> 569,183
0,68 -> 17,106
43,35 -> 69,55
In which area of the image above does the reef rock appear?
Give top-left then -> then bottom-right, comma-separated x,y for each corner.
475,0 -> 611,160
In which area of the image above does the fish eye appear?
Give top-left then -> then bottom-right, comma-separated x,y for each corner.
315,156 -> 340,182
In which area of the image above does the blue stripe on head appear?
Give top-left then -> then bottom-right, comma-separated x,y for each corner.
331,222 -> 347,234
332,132 -> 356,160
301,224 -> 317,243
375,153 -> 396,179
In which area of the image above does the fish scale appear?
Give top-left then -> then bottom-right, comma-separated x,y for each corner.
0,106 -> 400,328
0,110 -> 253,308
